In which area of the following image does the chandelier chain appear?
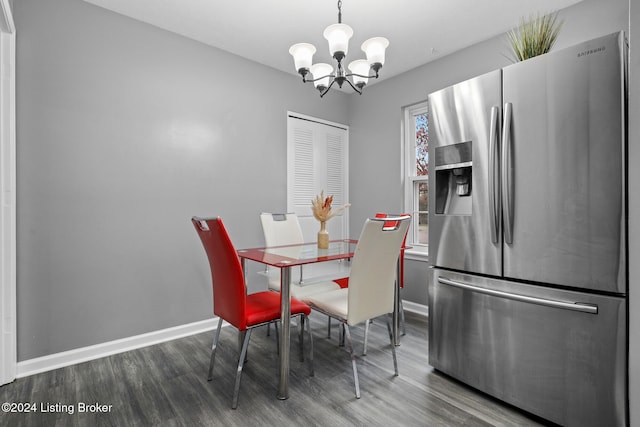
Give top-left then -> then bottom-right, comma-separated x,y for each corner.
337,0 -> 342,23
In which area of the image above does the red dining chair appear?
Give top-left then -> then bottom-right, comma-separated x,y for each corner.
303,216 -> 411,398
191,216 -> 314,409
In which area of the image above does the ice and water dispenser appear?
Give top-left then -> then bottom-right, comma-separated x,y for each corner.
434,141 -> 472,215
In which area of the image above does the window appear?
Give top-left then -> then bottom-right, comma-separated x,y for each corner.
403,102 -> 429,257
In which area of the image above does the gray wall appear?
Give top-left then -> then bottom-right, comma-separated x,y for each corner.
347,0 -> 629,306
401,259 -> 428,305
14,0 -> 349,361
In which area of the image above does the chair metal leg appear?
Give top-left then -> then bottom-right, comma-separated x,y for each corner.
363,319 -> 370,355
274,321 -> 279,356
327,316 -> 332,339
232,329 -> 252,409
208,318 -> 224,381
298,315 -> 305,362
400,295 -> 406,336
339,323 -> 345,347
385,316 -> 399,376
306,315 -> 315,376
343,324 -> 360,399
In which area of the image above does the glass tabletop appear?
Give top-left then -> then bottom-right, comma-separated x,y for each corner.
237,239 -> 358,268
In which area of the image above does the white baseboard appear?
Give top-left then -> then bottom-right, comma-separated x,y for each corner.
16,301 -> 427,379
402,300 -> 428,317
16,318 -> 220,379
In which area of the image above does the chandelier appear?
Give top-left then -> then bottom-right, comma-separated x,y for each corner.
288,0 -> 389,97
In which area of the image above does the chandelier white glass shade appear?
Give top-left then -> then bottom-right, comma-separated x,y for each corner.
289,43 -> 316,73
289,1 -> 389,97
347,59 -> 370,87
361,37 -> 389,65
323,23 -> 353,58
310,63 -> 334,91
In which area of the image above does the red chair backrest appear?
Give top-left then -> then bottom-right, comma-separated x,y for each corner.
375,213 -> 409,288
192,217 -> 247,330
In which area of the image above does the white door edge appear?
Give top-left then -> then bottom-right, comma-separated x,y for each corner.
0,0 -> 16,386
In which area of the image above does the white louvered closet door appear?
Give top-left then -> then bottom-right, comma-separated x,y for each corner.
287,113 -> 349,243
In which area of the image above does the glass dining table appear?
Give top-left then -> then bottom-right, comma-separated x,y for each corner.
237,238 -> 404,400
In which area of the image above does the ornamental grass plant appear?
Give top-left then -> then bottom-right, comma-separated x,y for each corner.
507,12 -> 563,62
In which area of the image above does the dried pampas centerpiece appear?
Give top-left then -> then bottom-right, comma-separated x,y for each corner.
311,191 -> 350,249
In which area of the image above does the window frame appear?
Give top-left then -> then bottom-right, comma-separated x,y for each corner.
402,101 -> 429,260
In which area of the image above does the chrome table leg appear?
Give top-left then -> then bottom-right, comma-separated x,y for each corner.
277,266 -> 291,400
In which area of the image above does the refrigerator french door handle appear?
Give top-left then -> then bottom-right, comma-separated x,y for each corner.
501,102 -> 514,245
488,106 -> 500,244
438,277 -> 598,314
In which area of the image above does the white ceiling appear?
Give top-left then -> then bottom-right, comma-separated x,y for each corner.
82,0 -> 582,87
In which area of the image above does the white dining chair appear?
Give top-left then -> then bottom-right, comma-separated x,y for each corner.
302,215 -> 411,398
260,213 -> 341,299
331,212 -> 410,353
260,212 -> 342,343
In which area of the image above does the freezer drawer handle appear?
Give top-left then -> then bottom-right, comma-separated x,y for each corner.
438,277 -> 598,314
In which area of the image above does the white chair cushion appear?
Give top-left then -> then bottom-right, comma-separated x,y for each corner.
303,288 -> 349,322
268,276 -> 341,299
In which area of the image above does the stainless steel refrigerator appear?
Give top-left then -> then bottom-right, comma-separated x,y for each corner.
427,32 -> 627,426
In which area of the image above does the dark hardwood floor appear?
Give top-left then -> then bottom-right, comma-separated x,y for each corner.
0,312 -> 546,426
